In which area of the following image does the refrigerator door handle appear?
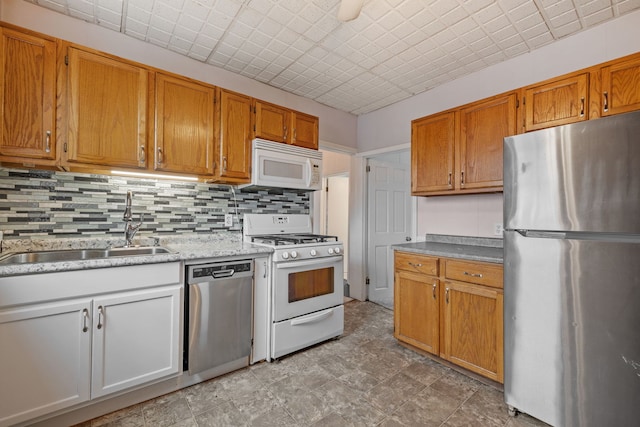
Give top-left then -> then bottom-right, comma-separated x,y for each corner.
516,230 -> 567,239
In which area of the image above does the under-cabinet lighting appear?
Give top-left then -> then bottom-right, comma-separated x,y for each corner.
111,170 -> 199,181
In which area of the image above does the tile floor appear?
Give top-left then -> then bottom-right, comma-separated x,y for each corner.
77,301 -> 549,427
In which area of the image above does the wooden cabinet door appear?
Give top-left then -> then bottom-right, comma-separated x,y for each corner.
0,27 -> 56,162
601,56 -> 640,116
291,112 -> 318,149
254,100 -> 290,143
442,281 -> 504,383
394,270 -> 440,355
216,89 -> 251,182
459,93 -> 516,191
66,47 -> 148,169
155,73 -> 214,175
524,73 -> 588,131
0,299 -> 91,426
91,286 -> 181,398
411,111 -> 455,194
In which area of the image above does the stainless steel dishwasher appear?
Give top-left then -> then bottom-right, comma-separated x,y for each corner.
185,260 -> 253,379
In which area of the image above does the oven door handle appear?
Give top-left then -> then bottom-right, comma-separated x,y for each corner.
275,256 -> 343,270
290,308 -> 334,326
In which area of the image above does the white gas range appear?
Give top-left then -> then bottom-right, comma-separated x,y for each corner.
243,214 -> 344,360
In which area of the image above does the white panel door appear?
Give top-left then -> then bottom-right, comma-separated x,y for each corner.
367,158 -> 412,308
0,299 -> 91,427
91,285 -> 181,398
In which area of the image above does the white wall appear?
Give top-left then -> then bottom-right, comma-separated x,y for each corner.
355,9 -> 640,240
0,0 -> 357,149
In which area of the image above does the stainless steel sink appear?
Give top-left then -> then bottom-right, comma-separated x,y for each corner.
0,246 -> 173,266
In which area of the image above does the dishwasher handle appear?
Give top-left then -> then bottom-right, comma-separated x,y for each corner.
211,269 -> 235,279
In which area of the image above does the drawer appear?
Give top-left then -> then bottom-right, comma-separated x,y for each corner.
395,252 -> 439,276
445,259 -> 503,289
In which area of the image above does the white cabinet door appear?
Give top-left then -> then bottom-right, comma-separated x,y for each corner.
0,299 -> 92,427
91,285 -> 181,398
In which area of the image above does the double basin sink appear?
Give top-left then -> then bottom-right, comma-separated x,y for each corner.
0,246 -> 173,266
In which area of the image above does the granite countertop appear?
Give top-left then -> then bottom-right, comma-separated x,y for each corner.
392,234 -> 503,264
0,233 -> 273,277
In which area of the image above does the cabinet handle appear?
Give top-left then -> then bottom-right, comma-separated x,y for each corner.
603,91 -> 609,112
460,171 -> 465,186
463,271 -> 483,278
157,148 -> 164,164
263,261 -> 267,278
139,145 -> 146,163
445,287 -> 450,304
432,282 -> 437,299
82,308 -> 89,333
293,128 -> 297,141
580,97 -> 585,117
97,306 -> 104,330
408,262 -> 423,268
448,172 -> 452,187
45,130 -> 51,153
222,156 -> 227,172
283,125 -> 288,140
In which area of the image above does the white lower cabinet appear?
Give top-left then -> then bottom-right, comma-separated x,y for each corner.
0,299 -> 92,426
0,283 -> 182,427
91,286 -> 182,398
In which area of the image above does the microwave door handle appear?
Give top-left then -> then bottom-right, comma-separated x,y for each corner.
306,158 -> 312,188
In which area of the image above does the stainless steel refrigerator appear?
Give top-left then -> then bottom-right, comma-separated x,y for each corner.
503,110 -> 640,427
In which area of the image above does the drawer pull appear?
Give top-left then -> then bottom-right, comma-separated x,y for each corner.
445,287 -> 450,304
82,308 -> 89,333
432,282 -> 437,299
408,262 -> 423,268
463,271 -> 483,278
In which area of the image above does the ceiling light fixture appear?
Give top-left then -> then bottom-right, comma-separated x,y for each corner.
337,0 -> 364,22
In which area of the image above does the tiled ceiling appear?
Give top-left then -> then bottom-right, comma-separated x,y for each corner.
26,0 -> 640,115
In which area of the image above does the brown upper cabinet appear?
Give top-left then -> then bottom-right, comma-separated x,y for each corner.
411,92 -> 517,196
212,88 -> 252,183
0,26 -> 57,165
154,73 -> 215,175
523,72 -> 589,132
599,54 -> 640,116
254,100 -> 290,143
291,111 -> 319,149
63,45 -> 150,170
254,99 -> 319,149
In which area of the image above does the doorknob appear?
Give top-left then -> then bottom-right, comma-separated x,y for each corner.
405,237 -> 412,241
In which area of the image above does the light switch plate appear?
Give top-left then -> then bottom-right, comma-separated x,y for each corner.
224,214 -> 233,227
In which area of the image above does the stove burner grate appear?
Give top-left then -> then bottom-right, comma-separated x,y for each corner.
251,233 -> 338,246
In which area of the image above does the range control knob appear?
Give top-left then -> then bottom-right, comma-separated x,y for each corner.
290,251 -> 298,259
310,249 -> 317,257
328,248 -> 335,255
335,247 -> 342,254
281,252 -> 289,259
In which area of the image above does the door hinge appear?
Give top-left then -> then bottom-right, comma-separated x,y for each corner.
64,55 -> 68,66
522,96 -> 526,105
366,165 -> 371,173
365,277 -> 370,285
325,185 -> 329,192
253,124 -> 256,132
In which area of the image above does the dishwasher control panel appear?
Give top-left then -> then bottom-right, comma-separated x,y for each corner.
189,261 -> 252,281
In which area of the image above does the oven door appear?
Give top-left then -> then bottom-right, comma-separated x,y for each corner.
273,255 -> 343,322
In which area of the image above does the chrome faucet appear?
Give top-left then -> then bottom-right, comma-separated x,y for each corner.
123,191 -> 143,247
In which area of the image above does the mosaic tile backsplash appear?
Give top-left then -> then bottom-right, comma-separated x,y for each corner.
0,167 -> 309,239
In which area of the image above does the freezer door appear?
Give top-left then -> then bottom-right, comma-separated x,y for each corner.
504,230 -> 640,427
504,110 -> 640,233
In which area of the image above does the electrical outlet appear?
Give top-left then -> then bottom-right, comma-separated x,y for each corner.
494,223 -> 504,236
224,214 -> 233,227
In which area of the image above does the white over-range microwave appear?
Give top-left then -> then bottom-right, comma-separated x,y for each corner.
239,139 -> 322,191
